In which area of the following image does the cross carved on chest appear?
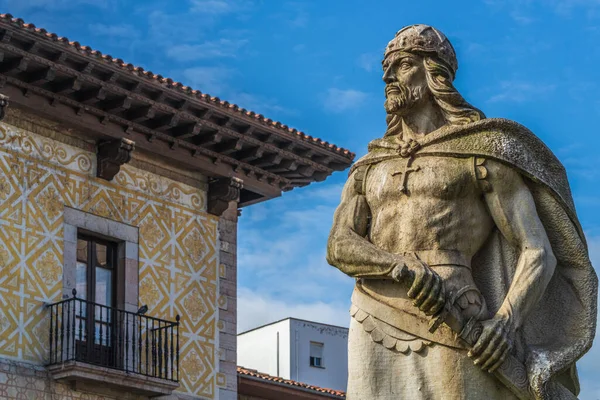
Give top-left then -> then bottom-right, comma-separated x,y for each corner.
391,156 -> 420,194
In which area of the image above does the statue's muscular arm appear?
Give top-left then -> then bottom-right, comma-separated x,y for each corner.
469,159 -> 557,372
327,171 -> 445,315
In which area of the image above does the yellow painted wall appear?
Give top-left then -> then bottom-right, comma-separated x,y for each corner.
0,117 -> 219,398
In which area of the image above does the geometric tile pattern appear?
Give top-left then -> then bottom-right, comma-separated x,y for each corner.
0,121 -> 218,399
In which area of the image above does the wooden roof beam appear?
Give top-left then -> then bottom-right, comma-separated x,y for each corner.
329,161 -> 351,171
52,77 -> 82,94
297,165 -> 315,177
53,52 -> 68,63
176,99 -> 190,112
283,142 -> 296,152
312,171 -> 330,182
0,56 -> 28,73
25,67 -> 56,85
81,62 -> 94,74
99,96 -> 132,113
237,147 -> 264,163
264,134 -> 277,144
278,171 -> 304,178
0,30 -> 13,43
299,148 -> 316,159
288,178 -> 313,184
313,154 -> 332,164
201,109 -> 214,120
150,113 -> 180,131
1,83 -> 284,200
105,72 -> 119,84
26,42 -> 40,53
78,87 -> 106,104
266,159 -> 298,173
253,153 -> 283,168
174,122 -> 202,140
126,106 -> 155,123
215,139 -> 243,155
196,132 -> 222,146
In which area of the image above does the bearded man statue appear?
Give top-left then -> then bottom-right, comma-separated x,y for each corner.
326,24 -> 597,400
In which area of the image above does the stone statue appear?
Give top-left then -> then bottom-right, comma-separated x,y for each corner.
326,24 -> 597,400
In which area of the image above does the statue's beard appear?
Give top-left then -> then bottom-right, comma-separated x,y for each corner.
384,83 -> 424,115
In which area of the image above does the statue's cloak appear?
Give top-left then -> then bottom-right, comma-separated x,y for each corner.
349,118 -> 597,399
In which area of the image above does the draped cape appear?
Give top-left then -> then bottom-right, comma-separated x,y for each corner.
349,118 -> 597,399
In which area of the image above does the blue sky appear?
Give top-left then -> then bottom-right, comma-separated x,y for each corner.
3,0 -> 600,397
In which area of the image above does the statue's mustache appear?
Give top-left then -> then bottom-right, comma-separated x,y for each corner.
385,83 -> 410,98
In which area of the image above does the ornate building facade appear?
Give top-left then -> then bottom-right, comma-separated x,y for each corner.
0,14 -> 353,400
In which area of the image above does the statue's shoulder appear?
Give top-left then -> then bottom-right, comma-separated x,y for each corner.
425,118 -> 538,144
423,118 -> 557,166
348,147 -> 401,195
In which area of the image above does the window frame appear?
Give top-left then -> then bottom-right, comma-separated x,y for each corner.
63,207 -> 139,314
76,233 -> 118,307
309,341 -> 325,369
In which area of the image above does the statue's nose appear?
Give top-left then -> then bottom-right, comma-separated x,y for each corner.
382,66 -> 395,84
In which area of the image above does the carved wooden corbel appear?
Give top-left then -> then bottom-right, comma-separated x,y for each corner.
0,94 -> 9,120
208,177 -> 243,216
97,138 -> 135,181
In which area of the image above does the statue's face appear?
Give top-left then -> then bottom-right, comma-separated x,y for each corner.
382,51 -> 430,116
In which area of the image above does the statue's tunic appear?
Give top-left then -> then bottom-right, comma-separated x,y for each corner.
347,154 -> 517,399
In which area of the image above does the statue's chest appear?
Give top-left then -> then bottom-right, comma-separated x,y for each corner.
365,156 -> 477,203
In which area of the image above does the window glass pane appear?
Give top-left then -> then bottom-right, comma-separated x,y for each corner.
95,267 -> 113,308
94,322 -> 111,346
94,303 -> 112,324
76,239 -> 88,262
75,317 -> 86,340
75,270 -> 87,320
75,262 -> 87,302
310,342 -> 324,358
96,243 -> 107,267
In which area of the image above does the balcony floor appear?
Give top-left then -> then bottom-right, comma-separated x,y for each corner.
47,360 -> 179,397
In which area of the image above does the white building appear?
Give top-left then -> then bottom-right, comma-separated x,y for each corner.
237,318 -> 349,392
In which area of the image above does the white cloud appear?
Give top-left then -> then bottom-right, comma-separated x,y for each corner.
238,181 -> 354,332
226,92 -> 293,116
237,288 -> 351,333
166,39 -> 248,61
182,66 -> 233,96
269,2 -> 309,28
553,0 -> 600,14
484,0 -> 600,17
147,10 -> 206,46
189,0 -> 250,15
289,10 -> 309,28
357,52 -> 381,73
180,67 -> 293,116
293,44 -> 306,53
89,23 -> 139,38
487,81 -> 556,103
0,0 -> 112,10
510,10 -> 535,24
322,88 -> 369,113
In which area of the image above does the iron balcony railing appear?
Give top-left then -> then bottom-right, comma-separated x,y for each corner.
47,289 -> 180,382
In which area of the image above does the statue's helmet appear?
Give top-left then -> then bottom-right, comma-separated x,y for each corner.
385,24 -> 458,78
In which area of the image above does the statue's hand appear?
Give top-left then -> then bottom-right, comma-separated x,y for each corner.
390,257 -> 445,316
468,313 -> 515,373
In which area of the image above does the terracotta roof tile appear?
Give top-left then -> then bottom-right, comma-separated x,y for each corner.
0,13 -> 354,159
237,366 -> 346,398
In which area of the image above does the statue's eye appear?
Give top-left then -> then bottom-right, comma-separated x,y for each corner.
400,62 -> 412,70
